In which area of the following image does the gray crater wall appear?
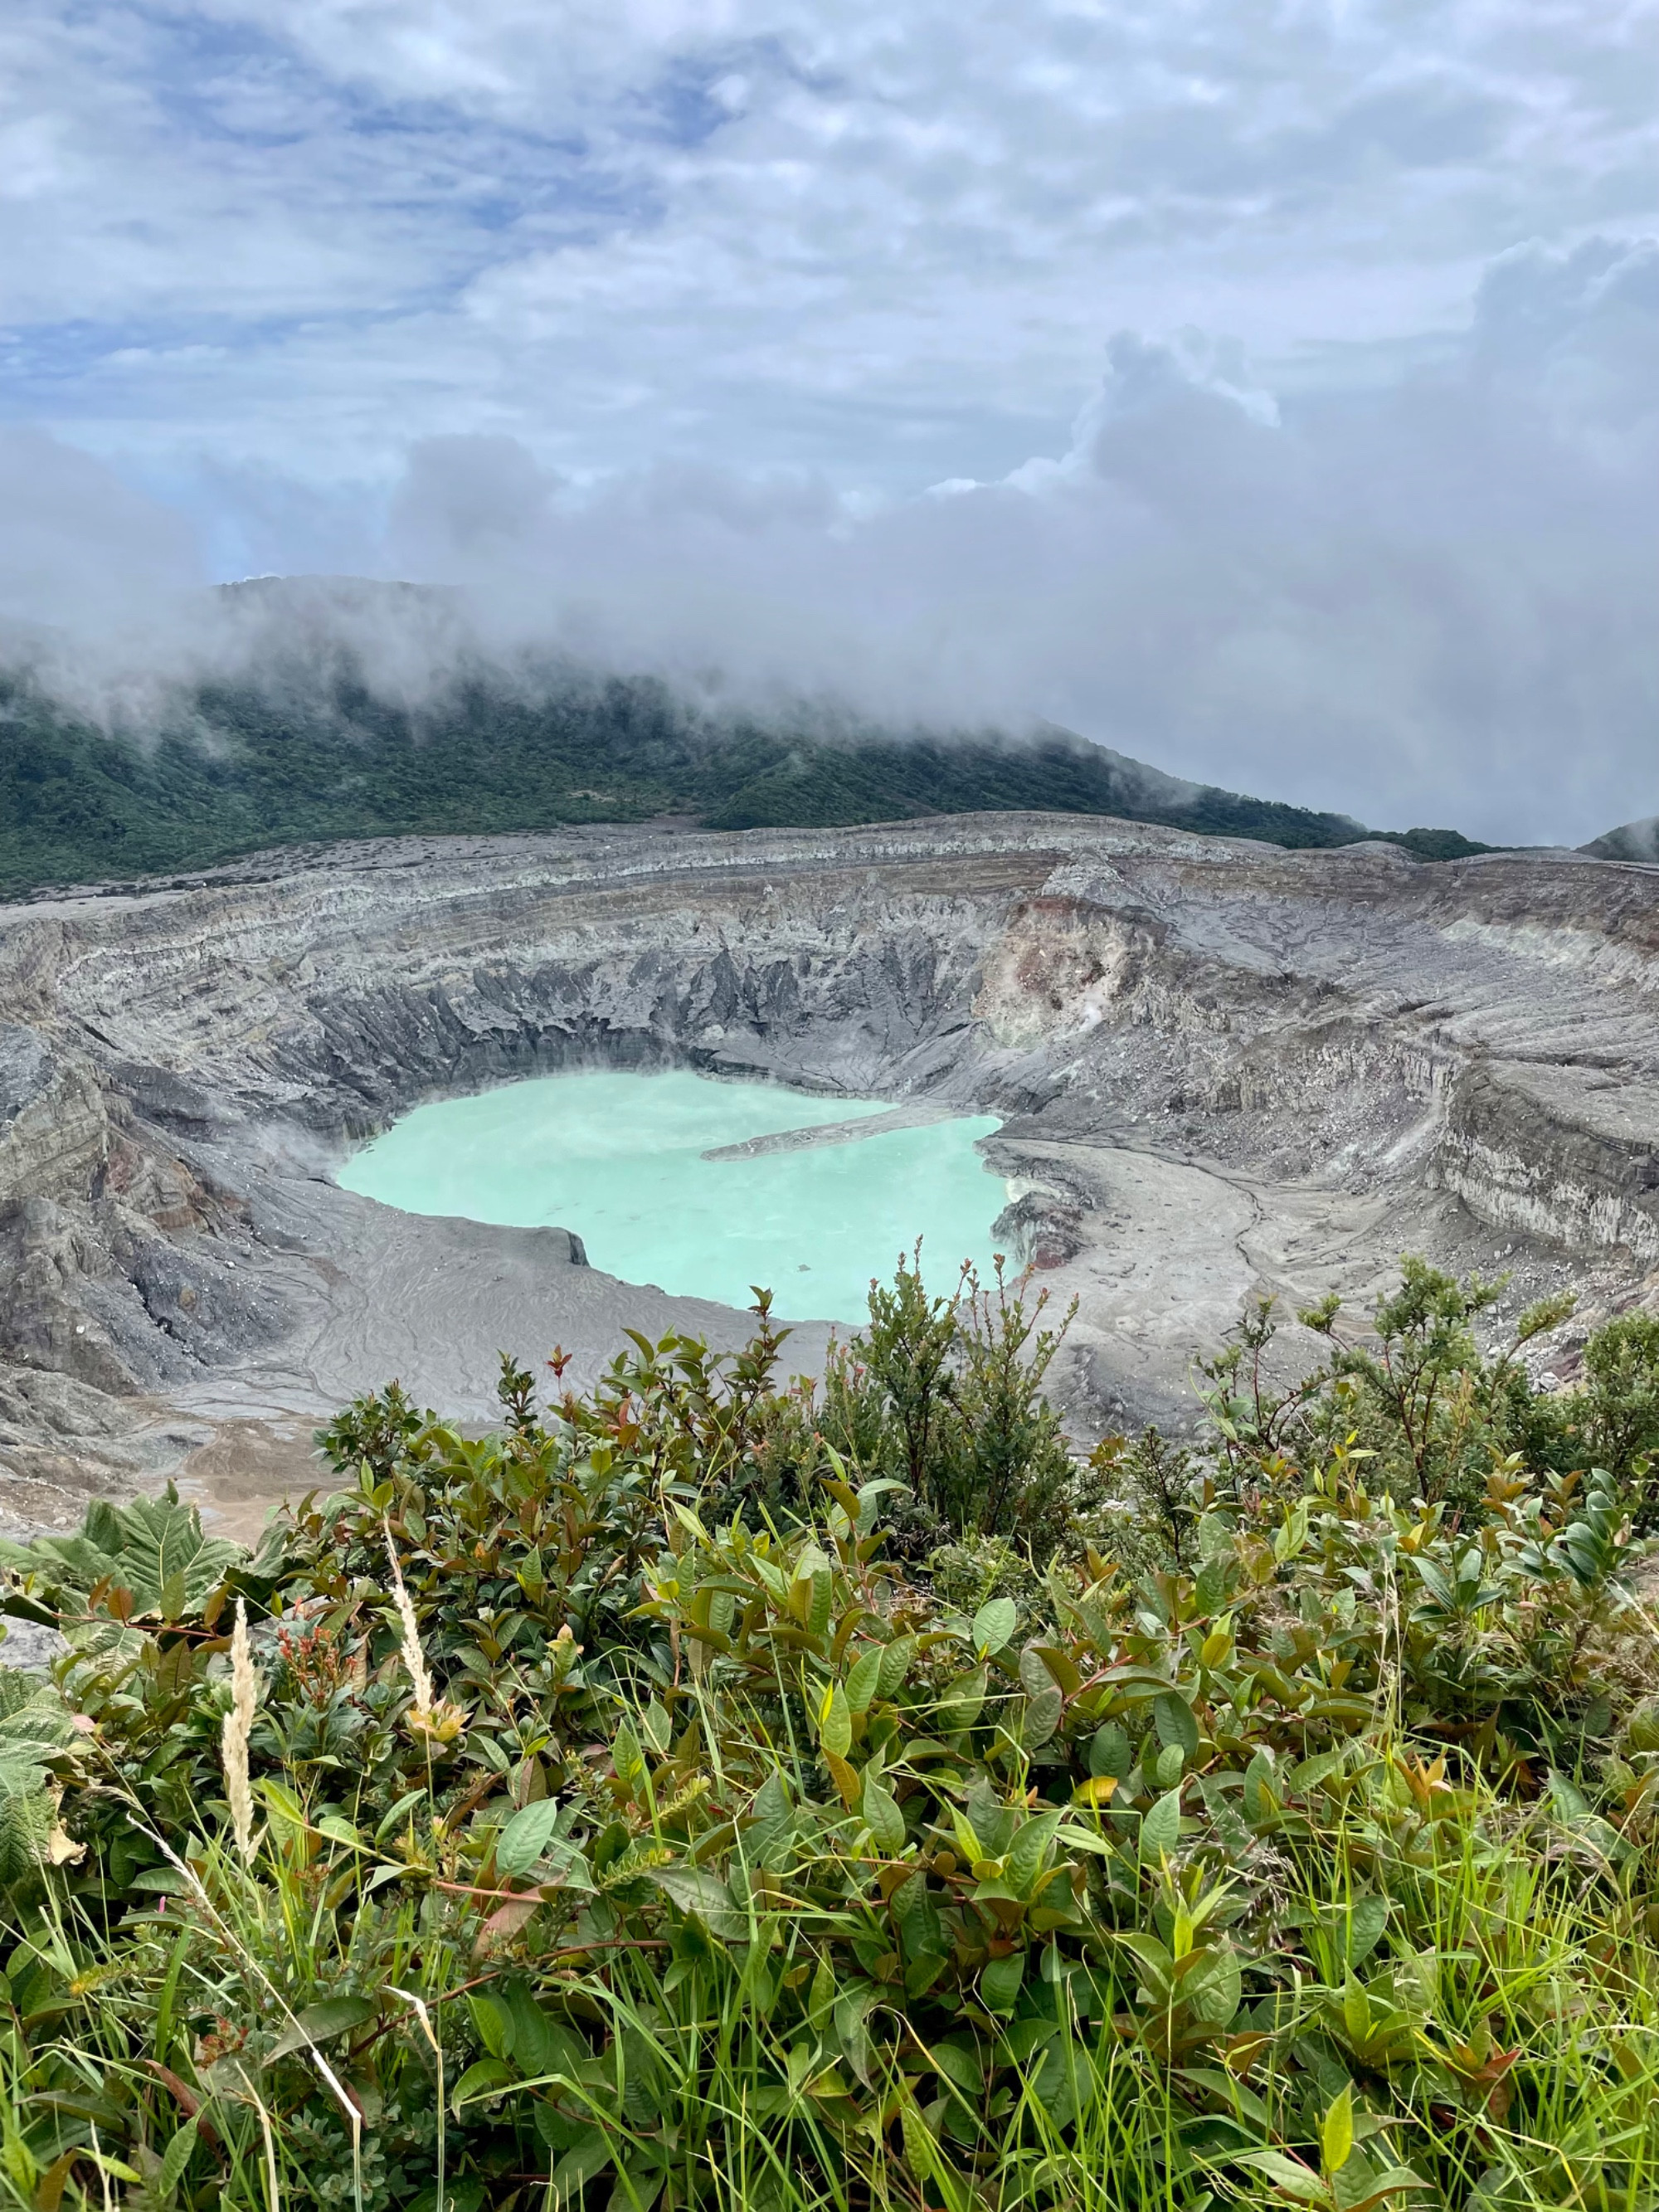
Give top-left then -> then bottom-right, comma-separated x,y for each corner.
4,813 -> 1659,1532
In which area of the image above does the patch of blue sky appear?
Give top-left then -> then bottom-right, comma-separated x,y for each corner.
126,5 -> 342,146
623,35 -> 838,150
0,313 -> 362,418
0,168 -> 650,421
625,49 -> 769,149
122,5 -> 642,233
630,68 -> 736,152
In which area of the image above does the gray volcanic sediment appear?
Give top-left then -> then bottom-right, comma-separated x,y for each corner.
4,812 -> 1659,1537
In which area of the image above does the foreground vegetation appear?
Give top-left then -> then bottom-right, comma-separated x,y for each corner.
0,653 -> 1487,896
2,1253 -> 1657,2211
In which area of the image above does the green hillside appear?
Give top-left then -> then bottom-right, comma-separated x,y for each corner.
0,649 -> 1488,897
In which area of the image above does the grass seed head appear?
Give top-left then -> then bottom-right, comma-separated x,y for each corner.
221,1594 -> 260,1863
383,1526 -> 465,1742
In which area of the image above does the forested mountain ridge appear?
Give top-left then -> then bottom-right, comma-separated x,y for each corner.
0,582 -> 1489,894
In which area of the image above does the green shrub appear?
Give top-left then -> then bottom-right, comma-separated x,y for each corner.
0,1255 -> 1657,2212
1572,1311 -> 1659,1527
1189,1261 -> 1582,1520
795,1246 -> 1078,1549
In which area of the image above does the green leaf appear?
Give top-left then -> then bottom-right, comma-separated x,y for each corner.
1348,2166 -> 1430,2207
502,1983 -> 554,2073
750,1769 -> 792,1825
937,1666 -> 987,1733
1054,1823 -> 1116,1856
1089,1722 -> 1131,1781
1345,1894 -> 1389,1971
1194,1556 -> 1231,1613
373,1788 -> 427,1845
496,1798 -> 563,1878
1154,1691 -> 1199,1759
746,1770 -> 795,1868
1243,1749 -> 1278,1824
844,1645 -> 883,1716
258,1776 -> 308,1834
807,1569 -> 834,1641
409,2181 -> 488,2212
972,1597 -> 1017,1656
606,2153 -> 668,2212
0,1672 -> 75,1731
1233,2149 -> 1330,2204
450,2053 -> 514,2110
612,1722 -> 646,1788
834,1985 -> 878,2085
930,2036 -> 984,2095
1140,1786 -> 1183,1864
1322,2084 -> 1355,2176
1291,1750 -> 1346,1796
647,1865 -> 742,1933
468,1993 -> 513,2060
891,1867 -> 935,1936
862,1771 -> 906,1854
19,1491 -> 243,1621
158,2119 -> 198,2197
952,1807 -> 985,1864
1186,1945 -> 1242,2029
72,2152 -> 144,2189
1273,1500 -> 1311,1566
1180,2065 -> 1271,2130
1545,1747 -> 1609,1815
1022,1687 -> 1063,1749
878,1634 -> 917,1698
980,1951 -> 1025,2014
265,1995 -> 377,2062
855,1477 -> 910,1529
551,2129 -> 618,2200
1005,1810 -> 1063,1895
1033,2030 -> 1086,2131
819,1680 -> 853,1758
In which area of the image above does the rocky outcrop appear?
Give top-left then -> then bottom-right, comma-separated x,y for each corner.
1433,1063 -> 1659,1261
3,814 -> 1659,1514
0,1026 -> 109,1205
990,1189 -> 1087,1271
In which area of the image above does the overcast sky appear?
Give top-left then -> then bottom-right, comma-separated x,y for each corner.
2,0 -> 1657,843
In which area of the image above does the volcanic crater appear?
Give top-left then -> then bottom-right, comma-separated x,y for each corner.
5,811 -> 1659,1537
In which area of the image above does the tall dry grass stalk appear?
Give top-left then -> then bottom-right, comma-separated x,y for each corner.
221,1595 -> 260,1863
383,1529 -> 434,1713
383,1526 -> 465,1742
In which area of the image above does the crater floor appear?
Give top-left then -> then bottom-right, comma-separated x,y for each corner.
4,813 -> 1658,1537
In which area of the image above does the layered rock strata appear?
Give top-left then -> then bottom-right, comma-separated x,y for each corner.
3,814 -> 1659,1530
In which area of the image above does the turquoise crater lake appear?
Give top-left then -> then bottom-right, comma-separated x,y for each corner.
336,1069 -> 1008,1323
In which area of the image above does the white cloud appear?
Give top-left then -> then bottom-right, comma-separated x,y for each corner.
337,236 -> 1656,847
5,234 -> 1657,848
1,5 -> 1656,844
5,0 -> 1655,477
0,429 -> 201,629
